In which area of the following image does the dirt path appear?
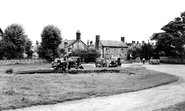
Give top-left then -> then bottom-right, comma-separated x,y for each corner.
6,64 -> 185,111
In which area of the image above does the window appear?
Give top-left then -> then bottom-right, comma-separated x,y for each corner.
68,48 -> 71,52
121,48 -> 124,51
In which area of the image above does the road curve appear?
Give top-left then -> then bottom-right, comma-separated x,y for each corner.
7,64 -> 185,111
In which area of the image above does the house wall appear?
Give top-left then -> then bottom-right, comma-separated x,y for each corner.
99,44 -> 127,60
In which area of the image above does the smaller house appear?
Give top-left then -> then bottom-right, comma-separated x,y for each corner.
95,36 -> 128,60
59,30 -> 88,54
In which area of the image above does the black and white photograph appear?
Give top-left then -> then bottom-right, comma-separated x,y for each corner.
1,0 -> 185,111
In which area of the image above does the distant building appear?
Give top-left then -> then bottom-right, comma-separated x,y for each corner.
127,41 -> 144,47
95,36 -> 128,60
59,30 -> 88,54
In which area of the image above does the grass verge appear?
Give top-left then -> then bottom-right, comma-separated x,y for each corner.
0,65 -> 179,110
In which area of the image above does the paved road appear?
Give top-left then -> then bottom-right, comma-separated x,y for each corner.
7,63 -> 185,111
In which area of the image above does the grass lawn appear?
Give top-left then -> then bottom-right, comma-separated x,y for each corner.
0,63 -> 179,110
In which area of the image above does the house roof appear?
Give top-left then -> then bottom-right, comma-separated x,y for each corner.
100,40 -> 128,48
59,39 -> 88,49
59,40 -> 76,48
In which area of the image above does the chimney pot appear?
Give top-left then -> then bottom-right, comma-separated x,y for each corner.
76,30 -> 81,41
90,40 -> 93,45
121,37 -> 125,42
87,40 -> 89,46
142,41 -> 145,44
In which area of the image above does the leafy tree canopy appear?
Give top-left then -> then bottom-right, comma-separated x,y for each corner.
151,11 -> 185,57
71,48 -> 100,63
127,45 -> 141,60
3,24 -> 27,59
38,25 -> 62,61
25,37 -> 33,58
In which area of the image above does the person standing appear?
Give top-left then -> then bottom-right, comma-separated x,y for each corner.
67,56 -> 72,71
142,58 -> 145,64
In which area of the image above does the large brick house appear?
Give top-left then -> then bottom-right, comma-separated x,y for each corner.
59,30 -> 88,54
95,35 -> 128,60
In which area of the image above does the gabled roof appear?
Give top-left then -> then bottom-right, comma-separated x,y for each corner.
59,40 -> 76,48
100,40 -> 127,48
59,39 -> 88,49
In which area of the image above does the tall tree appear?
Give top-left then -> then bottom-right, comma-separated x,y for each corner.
38,25 -> 62,61
151,12 -> 185,57
25,37 -> 33,58
3,24 -> 27,59
127,45 -> 142,60
140,43 -> 155,60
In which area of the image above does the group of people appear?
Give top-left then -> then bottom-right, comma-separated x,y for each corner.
52,56 -> 82,72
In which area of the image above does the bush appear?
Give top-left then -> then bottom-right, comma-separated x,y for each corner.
3,89 -> 17,95
5,68 -> 13,74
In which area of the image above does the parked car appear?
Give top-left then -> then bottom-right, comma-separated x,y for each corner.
51,56 -> 83,71
95,58 -> 107,67
108,56 -> 121,67
149,57 -> 160,64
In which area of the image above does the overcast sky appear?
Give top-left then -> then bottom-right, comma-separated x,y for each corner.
1,0 -> 185,45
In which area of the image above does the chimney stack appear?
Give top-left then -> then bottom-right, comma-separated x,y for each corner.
95,35 -> 100,50
121,37 -> 125,42
142,41 -> 145,44
64,39 -> 68,48
76,30 -> 81,41
87,40 -> 89,46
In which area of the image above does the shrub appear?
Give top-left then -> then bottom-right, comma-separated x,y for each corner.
5,68 -> 13,74
3,89 -> 17,95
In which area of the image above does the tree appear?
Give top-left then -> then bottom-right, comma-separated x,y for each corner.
25,37 -> 33,58
127,45 -> 141,60
38,25 -> 62,61
127,43 -> 155,60
86,48 -> 101,62
3,24 -> 27,59
71,49 -> 100,63
151,11 -> 185,57
0,40 -> 6,59
140,43 -> 155,60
